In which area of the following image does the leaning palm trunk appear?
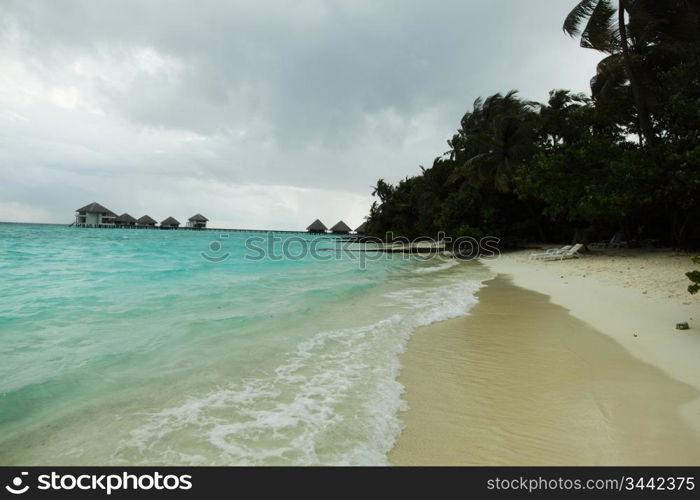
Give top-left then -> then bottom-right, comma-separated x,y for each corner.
564,0 -> 657,147
618,0 -> 655,146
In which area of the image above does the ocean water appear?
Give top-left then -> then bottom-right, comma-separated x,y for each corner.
0,223 -> 489,465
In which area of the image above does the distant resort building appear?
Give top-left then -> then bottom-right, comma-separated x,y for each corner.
307,219 -> 328,233
306,219 -> 362,234
75,202 -> 116,227
74,202 -> 359,235
187,213 -> 208,229
115,213 -> 137,227
160,216 -> 180,229
330,221 -> 352,234
136,215 -> 157,228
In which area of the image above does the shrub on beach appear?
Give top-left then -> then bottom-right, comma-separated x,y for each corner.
688,256 -> 700,295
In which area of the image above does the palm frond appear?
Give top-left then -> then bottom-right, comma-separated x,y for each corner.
590,53 -> 627,98
564,0 -> 620,52
563,0 -> 601,37
580,0 -> 619,51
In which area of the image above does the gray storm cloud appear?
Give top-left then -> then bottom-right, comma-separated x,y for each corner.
0,0 -> 602,229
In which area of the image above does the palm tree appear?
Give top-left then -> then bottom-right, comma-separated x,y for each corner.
371,179 -> 394,204
450,91 -> 538,193
563,0 -> 655,146
589,54 -> 626,100
539,90 -> 590,146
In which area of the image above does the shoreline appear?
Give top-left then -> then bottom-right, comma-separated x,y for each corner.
482,249 -> 700,429
390,250 -> 700,465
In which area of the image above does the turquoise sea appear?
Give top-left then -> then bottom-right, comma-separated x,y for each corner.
0,223 -> 488,465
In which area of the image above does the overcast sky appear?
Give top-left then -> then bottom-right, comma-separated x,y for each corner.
0,0 -> 602,230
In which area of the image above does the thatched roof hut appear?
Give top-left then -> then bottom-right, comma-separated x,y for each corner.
306,219 -> 328,233
136,215 -> 157,227
76,202 -> 117,217
187,213 -> 209,229
355,222 -> 367,235
160,216 -> 180,229
330,221 -> 352,234
115,213 -> 137,226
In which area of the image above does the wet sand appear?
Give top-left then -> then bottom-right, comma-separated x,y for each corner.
390,276 -> 700,465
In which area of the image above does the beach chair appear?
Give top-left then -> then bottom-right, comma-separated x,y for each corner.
541,243 -> 584,261
592,232 -> 627,248
609,232 -> 628,248
529,245 -> 571,260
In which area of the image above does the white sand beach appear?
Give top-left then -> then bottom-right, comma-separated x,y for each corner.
486,248 -> 700,399
391,248 -> 700,465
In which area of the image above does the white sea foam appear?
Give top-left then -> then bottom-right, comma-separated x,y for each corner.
412,258 -> 459,274
384,276 -> 483,324
115,266 -> 486,465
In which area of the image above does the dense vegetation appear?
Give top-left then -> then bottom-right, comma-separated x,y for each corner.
365,0 -> 700,248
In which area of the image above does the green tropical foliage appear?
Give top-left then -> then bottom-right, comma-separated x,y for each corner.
366,1 -> 700,250
688,257 -> 700,295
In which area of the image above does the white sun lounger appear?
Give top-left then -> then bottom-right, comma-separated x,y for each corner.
530,245 -> 571,260
541,243 -> 584,261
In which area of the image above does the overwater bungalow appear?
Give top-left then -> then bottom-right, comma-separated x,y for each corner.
355,222 -> 367,235
75,202 -> 117,227
330,221 -> 352,234
136,215 -> 157,228
187,213 -> 208,229
307,219 -> 328,234
115,213 -> 137,228
160,216 -> 180,229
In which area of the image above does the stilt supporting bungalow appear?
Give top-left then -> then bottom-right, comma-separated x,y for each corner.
75,202 -> 117,227
307,219 -> 328,233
